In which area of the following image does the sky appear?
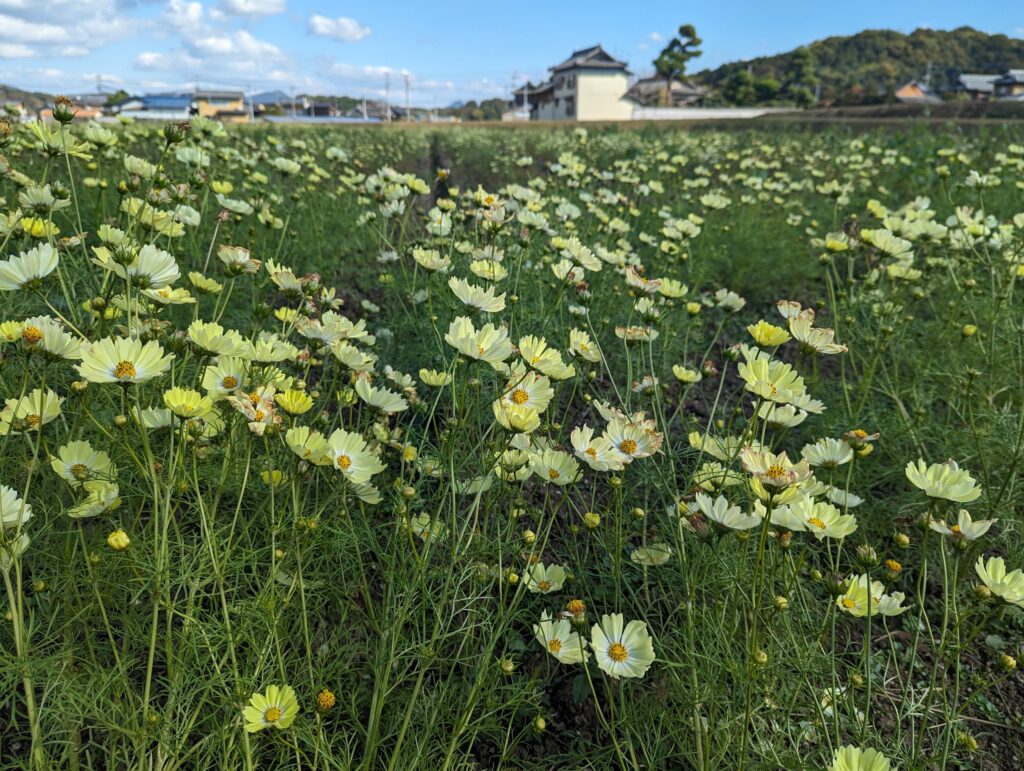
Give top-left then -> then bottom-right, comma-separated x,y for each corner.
0,0 -> 1021,105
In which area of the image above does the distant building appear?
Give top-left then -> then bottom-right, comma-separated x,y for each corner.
953,73 -> 999,101
625,76 -> 706,108
894,80 -> 942,104
343,100 -> 402,121
993,70 -> 1024,99
114,93 -> 193,121
194,90 -> 246,121
526,45 -> 633,121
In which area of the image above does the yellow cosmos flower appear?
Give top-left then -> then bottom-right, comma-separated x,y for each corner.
242,685 -> 299,733
163,387 -> 214,420
275,389 -> 314,415
747,320 -> 791,347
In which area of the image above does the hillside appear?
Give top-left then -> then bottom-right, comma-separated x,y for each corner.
0,84 -> 53,114
694,26 -> 1024,105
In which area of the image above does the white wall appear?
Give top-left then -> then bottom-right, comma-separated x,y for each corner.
576,71 -> 633,121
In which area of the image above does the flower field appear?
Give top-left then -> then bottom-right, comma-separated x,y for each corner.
1,111 -> 1023,769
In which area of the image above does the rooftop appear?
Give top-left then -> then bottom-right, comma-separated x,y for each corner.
550,44 -> 629,74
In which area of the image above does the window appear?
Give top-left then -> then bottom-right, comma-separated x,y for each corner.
568,75 -> 576,89
554,98 -> 560,107
565,96 -> 575,117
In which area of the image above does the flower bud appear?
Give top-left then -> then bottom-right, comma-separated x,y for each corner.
107,529 -> 130,551
533,716 -> 547,732
893,532 -> 910,549
752,649 -> 769,667
962,324 -> 978,338
999,653 -> 1017,672
974,584 -> 992,601
583,511 -> 601,530
499,657 -> 516,675
522,529 -> 536,546
52,96 -> 76,124
855,544 -> 879,569
774,595 -> 789,611
113,414 -> 128,428
315,688 -> 336,712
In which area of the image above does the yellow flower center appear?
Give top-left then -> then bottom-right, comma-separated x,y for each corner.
337,455 -> 352,471
585,447 -> 597,459
608,642 -> 628,663
619,439 -> 638,455
548,469 -> 560,480
21,326 -> 42,345
254,410 -> 265,421
764,464 -> 788,480
807,516 -> 827,530
263,706 -> 282,723
510,388 -> 529,405
113,360 -> 137,380
842,598 -> 856,609
477,345 -> 486,356
548,639 -> 562,653
223,375 -> 238,389
71,463 -> 89,480
537,580 -> 552,592
950,525 -> 961,534
26,414 -> 41,428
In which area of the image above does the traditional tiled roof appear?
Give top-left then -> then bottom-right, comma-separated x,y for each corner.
550,45 -> 629,73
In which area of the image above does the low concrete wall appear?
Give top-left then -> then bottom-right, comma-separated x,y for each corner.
631,107 -> 795,121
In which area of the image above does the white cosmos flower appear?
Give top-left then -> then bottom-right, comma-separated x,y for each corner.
0,243 -> 59,291
590,613 -> 655,679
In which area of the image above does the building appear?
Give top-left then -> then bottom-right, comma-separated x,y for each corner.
953,74 -> 999,101
526,45 -> 634,121
625,76 -> 706,108
993,70 -> 1024,99
894,80 -> 942,104
193,90 -> 246,120
113,93 -> 193,121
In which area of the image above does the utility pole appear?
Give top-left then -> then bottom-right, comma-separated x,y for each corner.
404,73 -> 410,122
290,85 -> 296,117
247,83 -> 254,123
384,72 -> 391,124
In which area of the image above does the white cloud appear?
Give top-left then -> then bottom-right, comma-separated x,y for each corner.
0,14 -> 72,43
0,42 -> 35,57
190,30 -> 285,60
166,0 -> 204,32
221,0 -> 285,17
649,32 -> 664,42
308,14 -> 371,42
60,46 -> 90,57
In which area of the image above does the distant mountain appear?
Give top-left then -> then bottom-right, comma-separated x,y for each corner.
447,100 -> 466,110
694,26 -> 1024,104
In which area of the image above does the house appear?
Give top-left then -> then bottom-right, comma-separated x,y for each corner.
953,74 -> 999,101
502,84 -> 533,121
250,90 -> 310,116
114,93 -> 193,121
993,70 -> 1024,99
343,100 -> 402,121
526,45 -> 634,121
193,90 -> 246,120
306,102 -> 339,118
894,80 -> 942,104
625,76 -> 706,108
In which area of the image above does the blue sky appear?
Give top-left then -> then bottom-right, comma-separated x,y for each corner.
0,0 -> 1021,103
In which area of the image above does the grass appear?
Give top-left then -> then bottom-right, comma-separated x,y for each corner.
0,113 -> 1022,770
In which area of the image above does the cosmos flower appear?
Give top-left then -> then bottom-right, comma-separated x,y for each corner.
905,459 -> 982,503
0,243 -> 59,291
77,337 -> 173,384
975,556 -> 1024,608
534,611 -> 589,665
590,613 -> 655,679
243,685 -> 299,733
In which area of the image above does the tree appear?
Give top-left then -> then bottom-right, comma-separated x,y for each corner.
654,24 -> 703,106
723,70 -> 757,105
784,46 -> 817,106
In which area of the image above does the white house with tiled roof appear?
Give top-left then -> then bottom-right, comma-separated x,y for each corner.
527,45 -> 634,121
